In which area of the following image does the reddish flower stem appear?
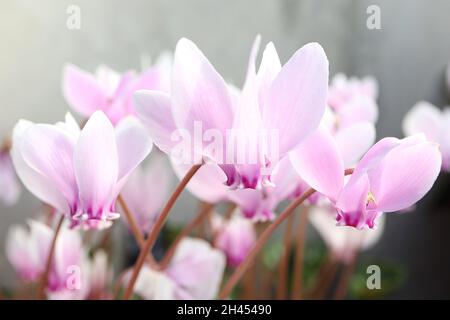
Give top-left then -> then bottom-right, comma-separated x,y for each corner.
276,212 -> 295,300
117,194 -> 158,268
37,215 -> 65,299
160,202 -> 214,269
122,164 -> 202,300
333,252 -> 359,300
291,206 -> 309,299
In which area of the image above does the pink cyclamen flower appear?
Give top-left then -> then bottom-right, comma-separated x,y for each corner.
130,238 -> 226,300
309,202 -> 385,263
6,220 -> 90,299
327,73 -> 378,128
134,36 -> 329,189
63,55 -> 171,125
288,105 -> 377,206
11,111 -> 152,229
291,131 -> 441,229
0,148 -> 21,206
212,212 -> 257,267
121,152 -> 172,233
403,101 -> 450,171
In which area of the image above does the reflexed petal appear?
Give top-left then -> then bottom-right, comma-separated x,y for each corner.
11,120 -> 68,212
262,42 -> 329,155
115,116 -> 153,182
134,90 -> 178,154
257,42 -> 281,107
74,111 -> 118,214
171,38 -> 234,134
290,129 -> 344,201
63,64 -> 107,117
20,124 -> 78,207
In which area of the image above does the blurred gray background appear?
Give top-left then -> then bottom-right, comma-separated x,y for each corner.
1,0 -> 450,298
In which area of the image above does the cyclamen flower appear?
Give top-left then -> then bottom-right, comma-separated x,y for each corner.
327,73 -> 379,128
309,202 -> 385,263
212,212 -> 257,267
87,250 -> 113,299
11,111 -> 152,229
403,101 -> 450,171
120,153 -> 172,233
6,220 -> 90,299
63,54 -> 171,125
0,147 -> 21,206
130,238 -> 226,300
134,36 -> 329,189
291,131 -> 441,229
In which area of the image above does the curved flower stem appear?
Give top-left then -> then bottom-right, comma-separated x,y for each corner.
291,206 -> 309,299
123,164 -> 202,300
117,195 -> 158,268
219,188 -> 316,299
219,168 -> 354,299
276,212 -> 295,299
309,253 -> 339,299
37,215 -> 65,299
160,202 -> 214,269
333,252 -> 359,300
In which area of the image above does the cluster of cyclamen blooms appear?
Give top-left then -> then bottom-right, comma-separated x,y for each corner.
1,36 -> 445,299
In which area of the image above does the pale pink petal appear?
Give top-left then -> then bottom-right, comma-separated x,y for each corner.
402,101 -> 442,141
166,238 -> 226,300
11,120 -> 68,212
262,42 -> 329,155
335,122 -> 376,166
171,38 -> 234,135
289,129 -> 344,201
371,140 -> 442,212
257,42 -> 281,107
19,124 -> 78,209
74,111 -> 118,214
115,116 -> 153,182
63,64 -> 107,117
338,95 -> 379,128
134,90 -> 177,154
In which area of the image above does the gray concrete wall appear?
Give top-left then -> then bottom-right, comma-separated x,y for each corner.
1,0 -> 450,298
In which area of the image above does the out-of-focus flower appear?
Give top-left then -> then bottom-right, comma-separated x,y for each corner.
6,220 -> 90,299
63,54 -> 172,125
121,153 -> 172,233
403,101 -> 450,171
166,238 -> 226,299
131,265 -> 176,300
87,250 -> 113,299
291,131 -> 441,229
327,73 -> 379,127
135,36 -> 329,189
11,111 -> 152,229
309,202 -> 386,263
0,147 -> 21,206
212,212 -> 257,267
130,238 -> 226,300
